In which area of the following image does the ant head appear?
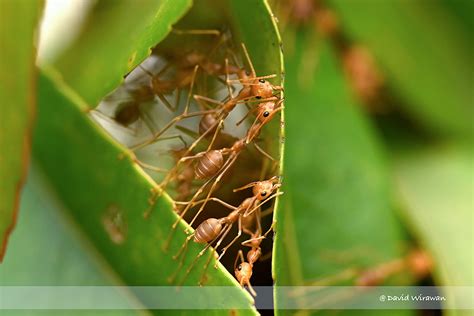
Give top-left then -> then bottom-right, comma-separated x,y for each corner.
253,179 -> 277,201
256,101 -> 282,124
251,79 -> 274,99
234,177 -> 281,199
235,262 -> 253,285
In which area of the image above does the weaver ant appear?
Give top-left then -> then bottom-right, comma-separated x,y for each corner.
168,177 -> 282,285
234,208 -> 275,297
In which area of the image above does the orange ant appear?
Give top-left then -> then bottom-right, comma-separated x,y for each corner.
355,249 -> 432,286
304,249 -> 432,288
168,177 -> 282,285
234,229 -> 266,297
234,196 -> 276,296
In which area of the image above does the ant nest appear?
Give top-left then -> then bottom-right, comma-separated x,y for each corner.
91,30 -> 283,296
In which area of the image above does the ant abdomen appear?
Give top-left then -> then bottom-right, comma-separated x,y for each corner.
194,150 -> 224,179
199,113 -> 219,136
114,101 -> 140,126
194,218 -> 222,243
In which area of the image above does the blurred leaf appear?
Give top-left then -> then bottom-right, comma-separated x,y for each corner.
227,0 -> 284,80
54,0 -> 192,106
32,70 -> 256,314
0,166 -> 143,315
273,30 -> 412,315
0,0 -> 43,261
328,0 -> 473,139
394,145 -> 473,313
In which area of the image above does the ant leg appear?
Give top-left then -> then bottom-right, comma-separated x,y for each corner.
255,209 -> 262,235
194,95 -> 216,110
130,108 -> 215,151
183,65 -> 199,114
240,43 -> 256,77
172,233 -> 194,260
157,93 -> 176,112
138,64 -> 155,77
259,251 -> 272,262
143,152 -> 205,220
135,160 -> 168,173
216,215 -> 243,266
260,207 -> 274,218
234,250 -> 245,271
179,224 -> 232,285
206,120 -> 224,151
243,191 -> 284,217
199,251 -> 215,285
167,234 -> 194,283
138,109 -> 159,135
188,154 -> 239,227
227,74 -> 278,84
175,125 -> 199,139
175,89 -> 181,112
233,181 -> 261,192
175,197 -> 237,211
224,58 -> 234,99
193,94 -> 225,107
163,176 -> 216,250
253,142 -> 275,161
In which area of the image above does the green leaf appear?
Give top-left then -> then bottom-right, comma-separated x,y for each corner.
273,30 -> 412,315
0,167 -> 143,315
32,69 -> 256,313
227,0 -> 284,80
394,145 -> 473,313
54,0 -> 192,106
328,0 -> 473,138
0,0 -> 43,261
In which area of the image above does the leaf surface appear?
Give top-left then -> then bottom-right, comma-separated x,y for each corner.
273,30 -> 413,315
394,145 -> 473,314
0,0 -> 43,261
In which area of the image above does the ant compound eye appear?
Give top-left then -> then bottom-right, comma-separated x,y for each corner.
256,96 -> 262,99
261,191 -> 267,197
238,264 -> 243,271
259,79 -> 265,83
246,70 -> 250,75
263,111 -> 270,117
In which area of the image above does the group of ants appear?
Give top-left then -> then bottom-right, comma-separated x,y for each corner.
93,29 -> 432,298
94,30 -> 283,296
